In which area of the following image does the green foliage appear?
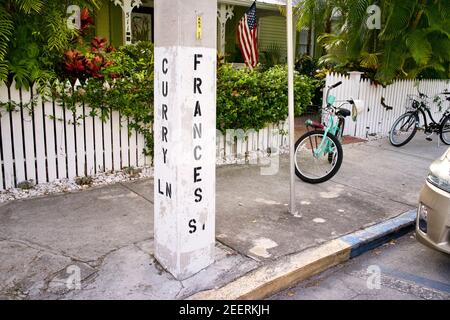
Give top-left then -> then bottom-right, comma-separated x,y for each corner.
59,46 -> 316,159
0,0 -> 100,87
4,37 -> 316,161
217,64 -> 317,132
281,0 -> 333,59
295,54 -> 319,77
216,65 -> 262,132
58,41 -> 155,157
96,41 -> 154,157
294,0 -> 450,84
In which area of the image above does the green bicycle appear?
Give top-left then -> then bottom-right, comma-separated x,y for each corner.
295,81 -> 355,184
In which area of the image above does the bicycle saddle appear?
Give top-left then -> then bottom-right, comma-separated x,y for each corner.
336,108 -> 351,118
305,120 -> 325,129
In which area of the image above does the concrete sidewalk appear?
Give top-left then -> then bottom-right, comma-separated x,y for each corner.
0,136 -> 446,299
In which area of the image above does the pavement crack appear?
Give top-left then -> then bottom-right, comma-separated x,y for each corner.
175,281 -> 186,299
91,237 -> 154,269
329,178 -> 416,208
3,237 -> 91,265
119,182 -> 154,204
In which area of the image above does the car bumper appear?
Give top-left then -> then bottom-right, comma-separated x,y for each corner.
416,181 -> 450,254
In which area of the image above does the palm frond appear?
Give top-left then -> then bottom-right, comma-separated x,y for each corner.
0,7 -> 13,61
0,61 -> 8,83
13,0 -> 43,13
379,1 -> 417,40
44,9 -> 78,52
405,29 -> 432,65
359,52 -> 381,69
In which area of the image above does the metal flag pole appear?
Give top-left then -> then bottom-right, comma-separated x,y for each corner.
287,0 -> 299,217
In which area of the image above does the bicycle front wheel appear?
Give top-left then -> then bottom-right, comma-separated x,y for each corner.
294,130 -> 343,184
440,115 -> 450,145
389,112 -> 418,147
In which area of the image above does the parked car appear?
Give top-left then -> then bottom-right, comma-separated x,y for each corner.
416,148 -> 450,254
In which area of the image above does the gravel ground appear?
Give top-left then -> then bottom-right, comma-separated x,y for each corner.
0,147 -> 288,204
0,167 -> 154,203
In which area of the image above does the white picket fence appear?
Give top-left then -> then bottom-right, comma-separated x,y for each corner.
0,83 -> 288,190
216,123 -> 289,165
324,72 -> 450,139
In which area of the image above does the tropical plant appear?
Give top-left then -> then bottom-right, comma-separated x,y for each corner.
293,0 -> 450,84
58,41 -> 155,156
281,0 -> 333,58
0,0 -> 100,88
61,36 -> 114,85
295,54 -> 319,77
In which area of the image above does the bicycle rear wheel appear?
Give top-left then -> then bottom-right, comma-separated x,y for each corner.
389,112 -> 418,147
294,130 -> 343,184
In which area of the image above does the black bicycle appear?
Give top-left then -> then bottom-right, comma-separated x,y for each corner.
389,91 -> 450,147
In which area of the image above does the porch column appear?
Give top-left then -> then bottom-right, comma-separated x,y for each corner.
154,0 -> 217,280
217,4 -> 234,56
111,0 -> 142,44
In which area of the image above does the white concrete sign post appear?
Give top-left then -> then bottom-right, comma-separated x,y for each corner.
154,0 -> 217,280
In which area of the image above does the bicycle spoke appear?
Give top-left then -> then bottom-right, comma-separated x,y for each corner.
295,133 -> 339,180
307,134 -> 315,157
390,113 -> 416,145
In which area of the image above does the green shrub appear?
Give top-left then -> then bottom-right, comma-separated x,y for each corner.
217,65 -> 263,132
217,64 -> 317,132
52,43 -> 317,161
59,41 -> 155,157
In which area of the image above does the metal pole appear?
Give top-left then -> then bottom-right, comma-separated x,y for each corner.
287,0 -> 299,217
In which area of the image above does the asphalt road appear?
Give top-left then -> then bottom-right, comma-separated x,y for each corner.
270,232 -> 450,300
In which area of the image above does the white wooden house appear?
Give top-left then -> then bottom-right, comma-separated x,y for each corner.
95,0 -> 314,63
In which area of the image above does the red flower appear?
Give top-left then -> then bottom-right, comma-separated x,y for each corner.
63,49 -> 89,84
80,8 -> 94,32
91,36 -> 107,50
64,50 -> 87,73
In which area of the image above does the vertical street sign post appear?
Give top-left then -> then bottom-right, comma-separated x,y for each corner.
287,0 -> 299,217
154,0 -> 217,280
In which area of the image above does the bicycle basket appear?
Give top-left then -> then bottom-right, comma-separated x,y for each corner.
405,95 -> 419,112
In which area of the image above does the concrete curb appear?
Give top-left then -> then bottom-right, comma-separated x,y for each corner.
342,209 -> 416,258
188,209 -> 417,300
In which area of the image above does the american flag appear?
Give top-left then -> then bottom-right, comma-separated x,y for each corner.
237,1 -> 258,69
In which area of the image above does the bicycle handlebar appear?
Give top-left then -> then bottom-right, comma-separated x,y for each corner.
330,81 -> 342,89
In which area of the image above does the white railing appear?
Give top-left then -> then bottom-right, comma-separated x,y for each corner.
0,83 -> 288,190
324,72 -> 450,139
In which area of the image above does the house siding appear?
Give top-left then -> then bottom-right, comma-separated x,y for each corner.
94,1 -> 304,59
224,7 -> 293,63
109,4 -> 124,46
94,0 -> 123,47
258,15 -> 288,62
